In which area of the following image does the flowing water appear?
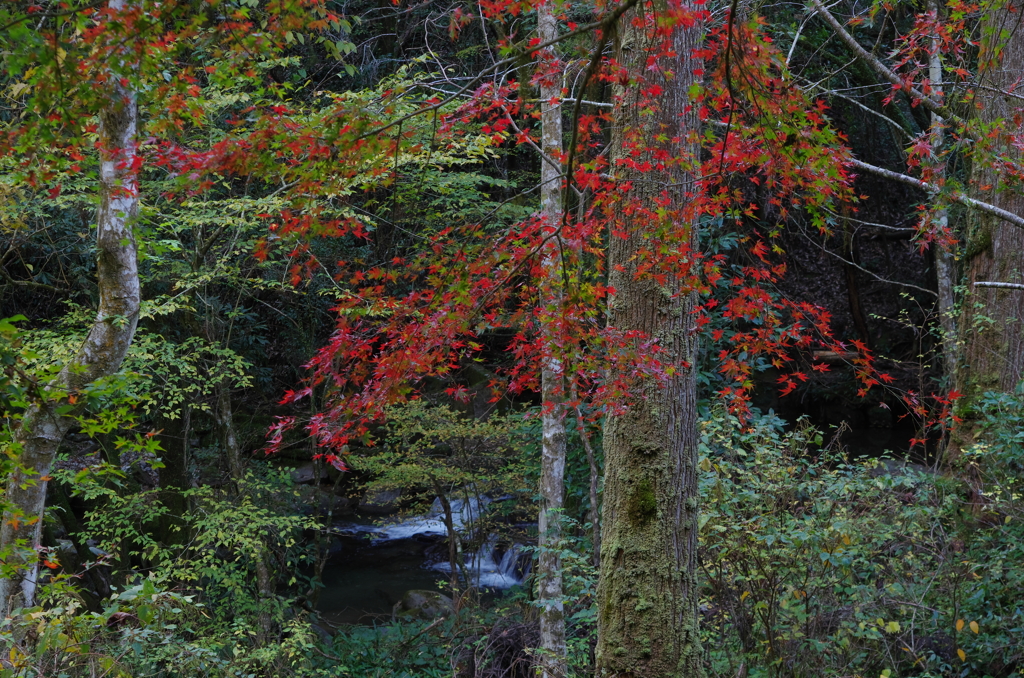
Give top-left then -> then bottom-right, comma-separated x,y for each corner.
317,497 -> 529,625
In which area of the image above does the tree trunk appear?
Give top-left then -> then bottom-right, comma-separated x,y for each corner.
958,5 -> 1024,430
928,0 -> 958,388
574,403 -> 601,569
215,382 -> 275,640
535,2 -> 569,676
595,5 -> 705,677
0,0 -> 140,615
842,218 -> 872,348
156,408 -> 191,546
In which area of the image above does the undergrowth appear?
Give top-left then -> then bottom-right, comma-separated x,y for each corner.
3,397 -> 1024,677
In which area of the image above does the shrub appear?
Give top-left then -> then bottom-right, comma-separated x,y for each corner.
698,408 -> 1024,678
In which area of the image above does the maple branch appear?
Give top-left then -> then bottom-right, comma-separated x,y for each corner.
808,0 -> 968,132
0,0 -> 105,33
848,157 -> 1024,231
973,281 -> 1024,290
798,76 -> 914,141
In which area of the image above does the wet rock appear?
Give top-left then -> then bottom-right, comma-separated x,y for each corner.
290,462 -> 317,484
392,589 -> 453,620
359,488 -> 402,515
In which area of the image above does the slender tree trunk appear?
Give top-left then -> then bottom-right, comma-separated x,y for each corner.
432,478 -> 462,595
957,4 -> 1024,435
595,5 -> 705,677
156,408 -> 191,545
842,218 -> 872,348
535,2 -> 568,676
0,0 -> 140,616
574,404 -> 601,568
215,383 -> 274,640
928,0 -> 958,387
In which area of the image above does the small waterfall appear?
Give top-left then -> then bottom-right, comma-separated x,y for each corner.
432,533 -> 527,589
336,495 -> 491,541
332,492 -> 528,590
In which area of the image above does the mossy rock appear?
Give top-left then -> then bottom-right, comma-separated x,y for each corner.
392,589 -> 454,620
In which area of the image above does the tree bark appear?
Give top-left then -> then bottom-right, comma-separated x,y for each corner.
0,0 -> 140,616
215,382 -> 275,640
927,0 -> 959,389
595,5 -> 705,677
958,4 -> 1024,422
535,2 -> 569,676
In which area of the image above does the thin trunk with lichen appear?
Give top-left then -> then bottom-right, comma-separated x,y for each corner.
0,0 -> 140,616
928,0 -> 958,389
956,4 -> 1024,441
595,5 -> 704,677
535,2 -> 569,677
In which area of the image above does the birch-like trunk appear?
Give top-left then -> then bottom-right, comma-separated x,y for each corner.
0,0 -> 140,616
929,0 -> 959,388
595,5 -> 705,676
536,2 -> 568,676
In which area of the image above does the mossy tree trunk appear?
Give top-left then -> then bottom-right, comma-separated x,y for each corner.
957,4 -> 1024,440
595,5 -> 705,677
0,0 -> 141,616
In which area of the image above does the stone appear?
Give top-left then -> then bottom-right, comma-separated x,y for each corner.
290,462 -> 317,484
359,488 -> 402,514
392,589 -> 453,620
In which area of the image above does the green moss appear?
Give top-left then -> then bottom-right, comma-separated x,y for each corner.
965,221 -> 993,260
628,479 -> 657,525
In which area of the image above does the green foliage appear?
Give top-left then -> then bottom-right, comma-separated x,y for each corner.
1,467 -> 326,678
310,620 -> 452,678
698,408 -> 1024,678
356,400 -> 529,516
523,516 -> 600,675
969,382 -> 1024,476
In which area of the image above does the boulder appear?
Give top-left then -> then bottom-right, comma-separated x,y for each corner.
290,462 -> 317,484
359,488 -> 402,514
392,589 -> 453,620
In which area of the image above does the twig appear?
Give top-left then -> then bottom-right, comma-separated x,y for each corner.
356,0 -> 641,143
799,229 -> 938,297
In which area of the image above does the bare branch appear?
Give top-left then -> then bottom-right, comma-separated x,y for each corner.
808,0 -> 969,133
974,281 -> 1024,290
848,158 -> 1024,230
799,229 -> 937,297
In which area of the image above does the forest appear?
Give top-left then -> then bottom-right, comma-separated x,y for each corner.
1,0 -> 1023,675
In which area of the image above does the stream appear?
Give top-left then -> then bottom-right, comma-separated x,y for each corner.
310,419 -> 920,625
316,497 -> 530,625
